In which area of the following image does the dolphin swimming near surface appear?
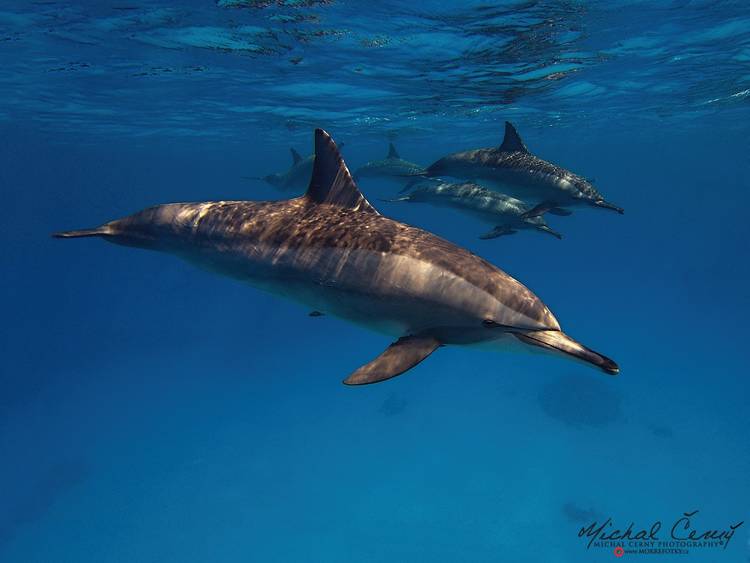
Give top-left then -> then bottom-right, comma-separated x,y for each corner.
246,147 -> 313,193
253,144 -> 347,193
390,180 -> 566,240
418,122 -> 623,215
54,129 -> 618,384
353,142 -> 424,182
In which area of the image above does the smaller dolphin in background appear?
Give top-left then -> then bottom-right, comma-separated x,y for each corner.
389,180 -> 567,240
245,147 -> 313,193
419,122 -> 623,215
247,144 -> 345,194
354,142 -> 424,182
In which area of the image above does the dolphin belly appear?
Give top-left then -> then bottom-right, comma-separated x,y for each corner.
178,242 -> 552,341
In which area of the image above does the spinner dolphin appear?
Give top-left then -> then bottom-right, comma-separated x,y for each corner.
247,145 -> 335,194
420,122 -> 623,215
55,129 -> 618,384
390,180 -> 566,240
354,142 -> 424,182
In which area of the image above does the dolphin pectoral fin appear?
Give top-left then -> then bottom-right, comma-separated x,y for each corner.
520,201 -> 560,219
514,330 -> 619,375
398,177 -> 426,194
549,207 -> 572,216
535,224 -> 563,239
343,335 -> 442,385
479,226 -> 517,240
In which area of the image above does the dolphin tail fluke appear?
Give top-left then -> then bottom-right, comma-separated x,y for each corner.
52,226 -> 109,239
514,330 -> 619,375
343,335 -> 441,385
593,199 -> 624,214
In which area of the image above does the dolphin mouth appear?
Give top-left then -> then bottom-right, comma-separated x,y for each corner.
514,330 -> 619,375
593,200 -> 624,214
52,225 -> 111,238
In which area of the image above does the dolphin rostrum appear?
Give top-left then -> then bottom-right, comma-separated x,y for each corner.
390,180 -> 566,240
419,122 -> 623,215
54,129 -> 618,384
353,142 -> 424,182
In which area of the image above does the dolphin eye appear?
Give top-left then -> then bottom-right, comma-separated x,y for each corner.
482,319 -> 499,328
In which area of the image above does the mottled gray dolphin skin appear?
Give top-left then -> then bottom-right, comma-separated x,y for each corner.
54,129 -> 618,383
422,122 -> 624,214
391,180 -> 565,240
353,142 -> 424,182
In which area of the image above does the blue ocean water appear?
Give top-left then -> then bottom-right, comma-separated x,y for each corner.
1,1 -> 749,562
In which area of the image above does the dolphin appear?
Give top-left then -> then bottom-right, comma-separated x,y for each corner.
353,142 -> 424,182
253,144 -> 346,193
54,129 -> 618,384
389,180 -> 567,240
419,122 -> 624,215
246,147 -> 313,193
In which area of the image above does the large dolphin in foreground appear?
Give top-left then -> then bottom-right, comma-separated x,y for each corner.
420,122 -> 624,215
354,142 -> 424,182
390,180 -> 566,240
54,129 -> 618,383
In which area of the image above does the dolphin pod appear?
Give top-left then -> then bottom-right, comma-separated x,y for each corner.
55,129 -> 618,383
418,121 -> 623,215
252,122 -> 622,241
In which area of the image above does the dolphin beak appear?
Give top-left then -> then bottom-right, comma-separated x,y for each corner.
593,200 -> 624,214
515,330 -> 619,375
52,223 -> 113,239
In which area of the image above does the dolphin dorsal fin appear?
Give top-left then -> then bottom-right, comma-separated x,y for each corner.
499,121 -> 529,153
305,129 -> 379,214
387,142 -> 400,159
290,148 -> 303,165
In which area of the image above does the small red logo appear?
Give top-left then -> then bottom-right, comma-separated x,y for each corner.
613,546 -> 624,558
